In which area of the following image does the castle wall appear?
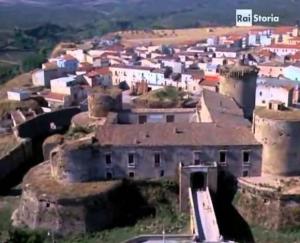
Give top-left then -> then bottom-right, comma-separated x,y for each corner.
118,110 -> 198,124
235,180 -> 300,230
51,142 -> 262,183
15,107 -> 81,139
14,185 -> 117,235
0,138 -> 32,183
253,114 -> 300,176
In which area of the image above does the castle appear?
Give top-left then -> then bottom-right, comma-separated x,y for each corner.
11,64 -> 300,237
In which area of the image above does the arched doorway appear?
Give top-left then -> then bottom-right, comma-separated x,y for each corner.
190,172 -> 206,190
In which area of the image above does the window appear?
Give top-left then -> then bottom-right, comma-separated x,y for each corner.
128,153 -> 135,167
259,91 -> 262,96
166,115 -> 175,123
243,151 -> 250,164
154,153 -> 161,167
105,154 -> 112,165
160,170 -> 165,177
129,172 -> 135,178
139,115 -> 147,124
243,170 -> 249,177
219,151 -> 227,164
194,152 -> 202,165
106,171 -> 113,180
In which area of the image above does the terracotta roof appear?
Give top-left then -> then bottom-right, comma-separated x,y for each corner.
292,51 -> 300,61
87,67 -> 111,77
110,65 -> 154,71
273,26 -> 294,34
42,92 -> 66,102
248,28 -> 271,34
199,75 -> 220,87
266,44 -> 300,50
258,49 -> 274,57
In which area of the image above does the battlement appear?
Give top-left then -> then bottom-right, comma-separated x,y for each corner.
220,64 -> 259,79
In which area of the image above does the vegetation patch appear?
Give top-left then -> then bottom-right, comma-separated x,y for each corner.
134,86 -> 192,108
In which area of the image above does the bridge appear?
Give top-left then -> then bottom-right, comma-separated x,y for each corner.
189,186 -> 222,242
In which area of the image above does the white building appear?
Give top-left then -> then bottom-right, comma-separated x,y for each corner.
256,78 -> 296,107
7,89 -> 31,101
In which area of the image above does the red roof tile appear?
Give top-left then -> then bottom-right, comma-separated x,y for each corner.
42,92 -> 66,102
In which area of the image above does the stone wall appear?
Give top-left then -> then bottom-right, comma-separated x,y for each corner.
14,187 -> 118,235
234,180 -> 300,230
15,107 -> 81,139
118,109 -> 198,124
12,162 -> 162,236
51,138 -> 262,183
253,113 -> 300,176
0,138 -> 32,183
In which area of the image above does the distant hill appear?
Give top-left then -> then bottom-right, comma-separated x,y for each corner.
0,0 -> 299,32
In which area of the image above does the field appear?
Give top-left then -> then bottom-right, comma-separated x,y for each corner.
0,72 -> 32,99
119,26 -> 266,47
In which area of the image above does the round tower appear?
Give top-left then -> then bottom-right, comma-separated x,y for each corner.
219,64 -> 259,119
88,87 -> 122,119
253,103 -> 300,176
50,137 -> 101,183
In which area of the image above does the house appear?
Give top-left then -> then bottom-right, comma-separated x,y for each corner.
40,91 -> 72,108
215,47 -> 241,58
7,89 -> 31,101
181,70 -> 204,92
32,62 -> 65,88
199,75 -> 220,92
283,65 -> 300,81
258,62 -> 287,78
84,67 -> 112,87
206,37 -> 219,46
56,54 -> 79,73
161,58 -> 184,73
256,78 -> 296,107
110,65 -> 154,87
291,52 -> 300,62
264,44 -> 300,56
66,49 -> 86,63
49,76 -> 87,107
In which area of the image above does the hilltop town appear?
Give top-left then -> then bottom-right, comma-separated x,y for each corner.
2,25 -> 300,242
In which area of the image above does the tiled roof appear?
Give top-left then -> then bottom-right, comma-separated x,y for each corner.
201,89 -> 251,128
41,92 -> 66,102
96,122 -> 259,147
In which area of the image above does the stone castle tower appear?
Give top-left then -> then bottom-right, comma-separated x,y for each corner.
219,63 -> 259,119
253,103 -> 300,176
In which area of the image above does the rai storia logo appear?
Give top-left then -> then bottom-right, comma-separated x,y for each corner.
236,9 -> 280,27
236,9 -> 253,27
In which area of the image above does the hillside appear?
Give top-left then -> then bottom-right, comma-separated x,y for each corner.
0,0 -> 299,31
